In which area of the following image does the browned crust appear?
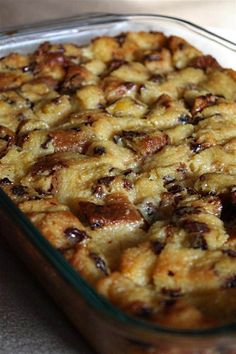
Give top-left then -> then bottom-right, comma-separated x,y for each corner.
78,194 -> 143,229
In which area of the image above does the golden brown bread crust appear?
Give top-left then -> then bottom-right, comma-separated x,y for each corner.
0,31 -> 236,329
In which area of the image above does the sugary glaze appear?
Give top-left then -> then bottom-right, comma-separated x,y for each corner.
0,32 -> 236,329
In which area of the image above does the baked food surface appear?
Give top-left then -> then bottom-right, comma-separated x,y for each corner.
0,31 -> 236,329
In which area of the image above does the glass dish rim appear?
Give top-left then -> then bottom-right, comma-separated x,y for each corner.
0,13 -> 235,49
0,12 -> 236,338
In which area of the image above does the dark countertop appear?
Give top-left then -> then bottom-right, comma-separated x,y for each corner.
0,237 -> 94,354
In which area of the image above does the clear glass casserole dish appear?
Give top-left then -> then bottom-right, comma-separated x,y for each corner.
0,13 -> 236,354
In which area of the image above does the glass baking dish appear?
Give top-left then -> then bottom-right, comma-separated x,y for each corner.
0,13 -> 236,354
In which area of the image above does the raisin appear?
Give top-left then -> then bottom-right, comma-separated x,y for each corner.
89,252 -> 108,275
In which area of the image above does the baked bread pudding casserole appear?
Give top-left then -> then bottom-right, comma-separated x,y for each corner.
0,31 -> 236,329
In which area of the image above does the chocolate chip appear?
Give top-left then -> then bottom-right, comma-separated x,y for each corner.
183,221 -> 210,234
191,234 -> 208,250
174,206 -> 201,217
97,176 -> 115,186
161,288 -> 182,297
113,135 -> 122,144
22,66 -> 30,73
124,82 -> 136,90
222,249 -> 236,258
41,135 -> 53,149
0,177 -> 12,185
123,169 -> 133,176
220,193 -> 236,224
92,184 -> 105,199
89,252 -> 108,275
186,187 -> 198,195
107,59 -> 127,72
22,62 -> 36,73
190,141 -> 204,153
64,227 -> 88,245
163,175 -> 175,185
176,163 -> 188,173
122,130 -> 146,139
144,52 -> 161,62
71,127 -> 81,132
162,299 -> 176,307
178,114 -> 191,124
25,98 -> 34,109
17,113 -> 26,121
11,185 -> 27,196
151,240 -> 165,255
135,305 -> 152,318
123,179 -> 133,190
4,98 -> 15,105
179,43 -> 186,50
149,74 -> 166,83
168,270 -> 175,276
91,221 -> 103,229
145,202 -> 157,217
223,275 -> 236,289
115,33 -> 126,45
168,185 -> 184,194
93,146 -> 106,155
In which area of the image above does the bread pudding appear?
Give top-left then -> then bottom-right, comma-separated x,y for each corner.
0,31 -> 236,329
